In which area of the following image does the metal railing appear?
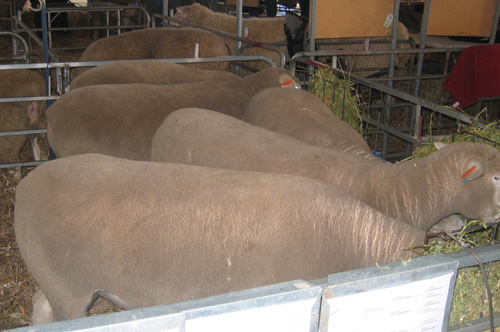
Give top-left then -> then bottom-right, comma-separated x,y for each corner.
155,14 -> 287,69
0,54 -> 275,169
288,54 -> 474,160
37,5 -> 151,50
0,31 -> 30,63
5,242 -> 499,332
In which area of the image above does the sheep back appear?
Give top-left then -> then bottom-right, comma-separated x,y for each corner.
70,60 -> 239,89
243,87 -> 377,159
153,109 -> 500,232
47,67 -> 300,160
73,27 -> 231,78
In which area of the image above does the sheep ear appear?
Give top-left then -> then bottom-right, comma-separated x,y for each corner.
434,142 -> 448,150
462,162 -> 484,182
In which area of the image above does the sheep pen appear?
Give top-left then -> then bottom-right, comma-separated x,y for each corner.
0,70 -> 499,329
0,14 -> 498,332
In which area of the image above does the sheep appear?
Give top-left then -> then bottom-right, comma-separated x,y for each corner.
243,86 -> 379,160
72,27 -> 232,78
151,108 -> 500,231
316,22 -> 412,77
47,67 -> 300,160
14,153 -> 426,324
244,89 -> 465,233
70,60 -> 239,90
0,69 -> 49,164
175,3 -> 285,44
175,3 -> 287,71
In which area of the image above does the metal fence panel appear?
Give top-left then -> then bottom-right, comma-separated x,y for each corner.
6,280 -> 322,332
320,254 -> 458,332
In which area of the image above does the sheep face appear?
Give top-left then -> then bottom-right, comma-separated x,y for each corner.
438,142 -> 500,223
174,6 -> 188,20
459,155 -> 500,222
174,3 -> 204,22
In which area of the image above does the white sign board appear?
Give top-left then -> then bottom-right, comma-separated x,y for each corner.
320,254 -> 458,332
324,273 -> 453,332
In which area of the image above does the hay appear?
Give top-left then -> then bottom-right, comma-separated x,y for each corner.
412,113 -> 500,159
0,168 -> 36,330
309,68 -> 365,134
422,224 -> 500,328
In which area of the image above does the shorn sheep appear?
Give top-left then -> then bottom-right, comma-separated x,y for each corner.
70,60 -> 239,89
175,3 -> 286,70
0,69 -> 49,164
14,153 -> 426,324
152,108 -> 500,231
47,67 -> 300,160
243,86 -> 378,160
72,27 -> 231,78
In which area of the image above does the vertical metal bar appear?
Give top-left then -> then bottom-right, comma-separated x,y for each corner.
444,51 -> 450,74
381,0 -> 401,156
163,0 -> 169,17
106,9 -> 110,37
47,11 -> 52,48
235,0 -> 242,75
304,0 -> 316,84
413,104 -> 422,140
309,0 -> 316,52
391,0 -> 411,156
13,11 -> 21,57
414,0 -> 431,97
40,0 -> 51,104
117,8 -> 121,35
409,0 -> 431,145
63,64 -> 70,93
387,0 -> 399,88
490,0 -> 500,44
236,0 -> 242,51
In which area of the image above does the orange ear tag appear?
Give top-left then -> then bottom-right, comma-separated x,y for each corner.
461,166 -> 476,182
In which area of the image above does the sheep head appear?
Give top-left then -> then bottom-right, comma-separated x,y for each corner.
175,3 -> 207,22
434,141 -> 500,223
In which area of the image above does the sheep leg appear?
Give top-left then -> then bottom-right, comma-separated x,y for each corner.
32,290 -> 54,325
32,288 -> 95,324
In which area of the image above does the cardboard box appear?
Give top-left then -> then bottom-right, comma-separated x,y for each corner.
315,0 -> 395,39
427,0 -> 497,37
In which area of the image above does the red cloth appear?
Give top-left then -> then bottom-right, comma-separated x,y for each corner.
443,44 -> 500,108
